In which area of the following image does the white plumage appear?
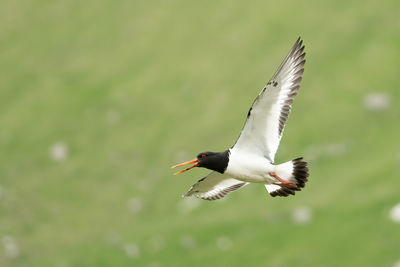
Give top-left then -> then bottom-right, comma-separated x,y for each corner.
173,38 -> 309,200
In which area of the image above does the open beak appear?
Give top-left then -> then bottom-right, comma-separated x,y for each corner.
171,158 -> 199,175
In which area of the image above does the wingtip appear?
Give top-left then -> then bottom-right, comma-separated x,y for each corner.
288,37 -> 304,58
295,36 -> 305,48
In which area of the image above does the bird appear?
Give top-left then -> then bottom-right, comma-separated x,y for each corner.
172,37 -> 309,200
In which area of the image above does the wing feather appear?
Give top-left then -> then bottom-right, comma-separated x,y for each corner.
232,38 -> 306,162
183,171 -> 248,201
265,184 -> 297,197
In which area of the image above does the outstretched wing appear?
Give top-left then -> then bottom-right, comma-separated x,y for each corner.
233,38 -> 306,162
183,171 -> 248,201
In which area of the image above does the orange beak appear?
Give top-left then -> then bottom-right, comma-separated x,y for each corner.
171,158 -> 199,175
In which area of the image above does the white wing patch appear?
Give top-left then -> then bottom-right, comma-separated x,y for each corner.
233,38 -> 306,162
184,171 -> 248,201
265,184 -> 281,194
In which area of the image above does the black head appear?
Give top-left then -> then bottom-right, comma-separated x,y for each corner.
172,150 -> 230,174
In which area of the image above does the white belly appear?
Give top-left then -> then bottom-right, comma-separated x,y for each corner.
225,150 -> 276,184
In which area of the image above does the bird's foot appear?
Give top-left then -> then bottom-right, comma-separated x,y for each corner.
270,172 -> 297,189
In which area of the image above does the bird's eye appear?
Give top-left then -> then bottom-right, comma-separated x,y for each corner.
201,154 -> 206,158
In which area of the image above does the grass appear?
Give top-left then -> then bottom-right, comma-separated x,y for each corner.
0,0 -> 399,266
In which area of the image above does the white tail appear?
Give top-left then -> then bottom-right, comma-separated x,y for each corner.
266,157 -> 309,197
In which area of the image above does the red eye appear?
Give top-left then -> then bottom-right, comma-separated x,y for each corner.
201,154 -> 206,158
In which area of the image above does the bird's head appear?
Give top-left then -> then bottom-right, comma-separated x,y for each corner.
172,150 -> 229,174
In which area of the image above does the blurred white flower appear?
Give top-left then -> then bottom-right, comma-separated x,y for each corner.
148,236 -> 165,253
106,110 -> 120,125
389,203 -> 400,223
216,236 -> 232,251
138,179 -> 151,193
305,143 -> 349,161
396,153 -> 400,163
324,143 -> 348,156
292,206 -> 312,224
394,260 -> 400,267
364,92 -> 391,111
177,197 -> 201,213
180,235 -> 195,249
2,236 -> 19,258
124,243 -> 140,258
105,232 -> 121,245
127,198 -> 143,214
50,142 -> 68,161
148,262 -> 163,267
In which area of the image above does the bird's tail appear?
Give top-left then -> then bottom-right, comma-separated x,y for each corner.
266,157 -> 309,197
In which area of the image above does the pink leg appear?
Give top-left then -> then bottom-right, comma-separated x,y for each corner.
269,172 -> 297,189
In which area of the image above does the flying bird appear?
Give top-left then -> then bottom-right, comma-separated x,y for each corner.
172,38 -> 309,200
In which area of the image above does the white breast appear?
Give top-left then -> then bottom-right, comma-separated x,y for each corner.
225,148 -> 276,184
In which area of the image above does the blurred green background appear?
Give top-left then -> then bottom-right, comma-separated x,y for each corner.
1,0 -> 399,266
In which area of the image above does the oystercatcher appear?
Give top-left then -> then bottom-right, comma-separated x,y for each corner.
172,37 -> 309,200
